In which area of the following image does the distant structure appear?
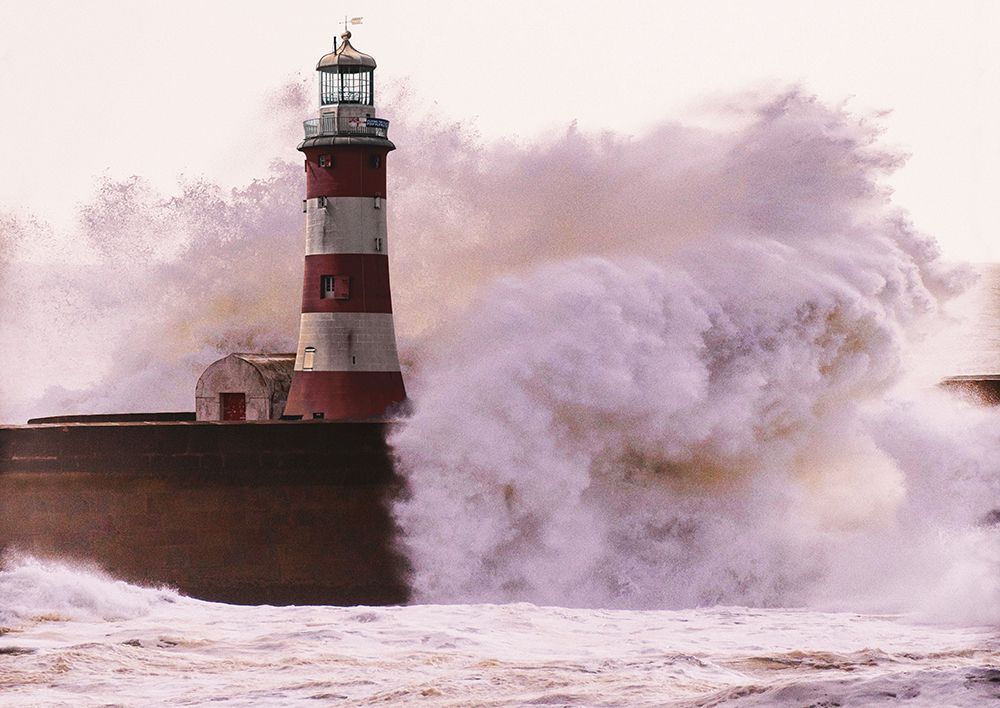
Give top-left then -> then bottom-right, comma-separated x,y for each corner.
283,30 -> 406,421
196,353 -> 294,421
940,374 -> 1000,406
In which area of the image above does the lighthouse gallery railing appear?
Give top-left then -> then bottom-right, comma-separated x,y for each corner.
303,116 -> 390,139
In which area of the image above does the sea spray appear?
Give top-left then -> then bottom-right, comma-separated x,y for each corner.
0,85 -> 953,421
388,91 -> 1000,615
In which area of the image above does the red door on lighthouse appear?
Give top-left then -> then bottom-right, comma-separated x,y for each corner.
220,393 -> 246,421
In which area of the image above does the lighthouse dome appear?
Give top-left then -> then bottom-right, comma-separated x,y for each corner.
317,31 -> 377,69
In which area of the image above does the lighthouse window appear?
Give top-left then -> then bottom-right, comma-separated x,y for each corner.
303,347 -> 316,371
320,275 -> 351,300
319,154 -> 334,168
317,196 -> 327,209
368,155 -> 381,169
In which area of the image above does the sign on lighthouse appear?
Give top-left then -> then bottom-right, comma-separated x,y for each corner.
283,29 -> 406,420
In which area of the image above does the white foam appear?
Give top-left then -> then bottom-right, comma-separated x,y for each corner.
1,589 -> 996,706
0,551 -> 182,629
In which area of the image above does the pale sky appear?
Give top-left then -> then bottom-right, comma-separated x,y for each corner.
1,0 -> 998,261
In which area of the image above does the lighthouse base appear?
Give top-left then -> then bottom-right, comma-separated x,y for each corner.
284,370 -> 406,421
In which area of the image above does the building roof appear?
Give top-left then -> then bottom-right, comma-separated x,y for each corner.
196,353 -> 294,394
317,31 -> 376,70
230,353 -> 295,388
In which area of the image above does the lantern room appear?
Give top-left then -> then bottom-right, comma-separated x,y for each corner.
317,30 -> 376,106
305,29 -> 386,140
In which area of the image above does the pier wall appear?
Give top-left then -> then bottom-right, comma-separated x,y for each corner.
940,376 -> 1000,405
0,422 -> 409,605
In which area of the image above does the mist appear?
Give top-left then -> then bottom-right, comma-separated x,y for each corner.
385,90 -> 1000,618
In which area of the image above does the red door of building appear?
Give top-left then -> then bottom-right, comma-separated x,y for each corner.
220,392 -> 246,421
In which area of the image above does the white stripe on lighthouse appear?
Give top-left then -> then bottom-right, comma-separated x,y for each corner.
293,312 -> 402,372
305,197 -> 388,256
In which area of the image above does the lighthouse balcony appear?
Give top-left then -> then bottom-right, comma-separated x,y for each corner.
304,115 -> 390,139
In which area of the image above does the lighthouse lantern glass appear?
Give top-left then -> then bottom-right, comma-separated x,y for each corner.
320,67 -> 374,106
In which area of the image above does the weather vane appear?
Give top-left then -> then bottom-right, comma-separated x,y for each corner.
334,15 -> 363,50
342,15 -> 363,33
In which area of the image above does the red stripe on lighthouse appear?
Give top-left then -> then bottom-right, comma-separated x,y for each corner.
284,371 -> 406,420
305,146 -> 389,199
300,253 -> 393,314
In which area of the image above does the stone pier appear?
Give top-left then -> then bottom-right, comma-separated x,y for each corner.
0,421 -> 409,605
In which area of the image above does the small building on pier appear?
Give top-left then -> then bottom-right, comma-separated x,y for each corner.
195,353 -> 295,421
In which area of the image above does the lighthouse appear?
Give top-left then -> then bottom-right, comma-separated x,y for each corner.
283,30 -> 406,420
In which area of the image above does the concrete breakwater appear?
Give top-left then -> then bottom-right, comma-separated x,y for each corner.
0,421 -> 409,605
940,376 -> 1000,405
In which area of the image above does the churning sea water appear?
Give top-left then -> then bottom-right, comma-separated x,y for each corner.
1,555 -> 998,707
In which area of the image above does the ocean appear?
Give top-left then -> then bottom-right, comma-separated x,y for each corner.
2,555 -> 998,706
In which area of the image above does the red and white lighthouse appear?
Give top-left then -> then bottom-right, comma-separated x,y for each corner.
283,30 -> 406,420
